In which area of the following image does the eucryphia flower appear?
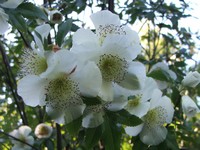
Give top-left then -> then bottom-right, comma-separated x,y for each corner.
182,71 -> 200,88
182,95 -> 200,118
124,77 -> 158,118
71,10 -> 144,101
125,89 -> 174,145
49,10 -> 63,24
0,0 -> 23,34
34,123 -> 53,139
10,126 -> 34,150
149,62 -> 177,89
18,49 -> 101,124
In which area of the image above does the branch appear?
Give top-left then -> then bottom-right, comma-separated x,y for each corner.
56,123 -> 62,150
0,130 -> 38,150
108,0 -> 114,13
0,42 -> 28,125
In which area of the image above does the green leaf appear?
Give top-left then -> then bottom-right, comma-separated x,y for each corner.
84,125 -> 103,149
106,110 -> 143,126
82,97 -> 102,106
66,117 -> 82,135
147,69 -> 171,82
132,136 -> 148,150
45,139 -> 54,150
17,2 -> 48,21
6,9 -> 27,32
56,19 -> 72,46
102,115 -> 122,150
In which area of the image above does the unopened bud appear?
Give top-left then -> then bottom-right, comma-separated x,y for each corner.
34,123 -> 53,139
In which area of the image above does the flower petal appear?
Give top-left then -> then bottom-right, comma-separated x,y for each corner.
139,126 -> 168,145
82,111 -> 104,128
118,62 -> 145,90
125,124 -> 144,136
149,89 -> 162,109
18,126 -> 32,137
90,10 -> 120,29
46,106 -> 65,124
106,95 -> 128,111
98,81 -> 113,101
17,75 -> 47,107
72,61 -> 102,97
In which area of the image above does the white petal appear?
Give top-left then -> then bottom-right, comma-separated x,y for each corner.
0,8 -> 9,34
17,75 -> 47,107
46,106 -> 65,124
149,89 -> 162,109
72,61 -> 102,97
182,71 -> 200,88
118,62 -> 146,90
140,126 -> 168,145
18,126 -> 32,137
182,95 -> 200,118
72,28 -> 98,45
106,95 -> 128,111
155,80 -> 168,90
0,0 -> 23,8
125,124 -> 144,136
159,96 -> 174,123
141,77 -> 158,102
126,102 -> 150,118
98,81 -> 114,101
82,111 -> 104,128
90,10 -> 120,29
26,136 -> 34,145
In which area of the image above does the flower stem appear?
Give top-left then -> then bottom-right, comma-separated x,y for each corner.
56,123 -> 62,150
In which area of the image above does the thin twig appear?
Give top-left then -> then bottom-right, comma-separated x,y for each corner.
56,123 -> 62,150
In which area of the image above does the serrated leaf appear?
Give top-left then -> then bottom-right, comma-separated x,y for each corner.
66,117 -> 82,135
147,69 -> 171,82
106,110 -> 143,126
102,115 -> 122,150
56,19 -> 72,46
17,2 -> 48,21
84,125 -> 103,149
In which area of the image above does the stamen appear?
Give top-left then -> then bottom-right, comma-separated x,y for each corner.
97,54 -> 128,83
45,74 -> 82,110
144,106 -> 167,128
20,49 -> 47,77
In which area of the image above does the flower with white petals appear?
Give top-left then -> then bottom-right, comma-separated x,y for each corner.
34,123 -> 53,139
10,126 -> 34,150
182,95 -> 200,118
182,71 -> 200,88
149,62 -> 177,89
125,89 -> 174,145
71,10 -> 144,101
18,50 -> 101,124
124,77 -> 158,118
49,10 -> 63,24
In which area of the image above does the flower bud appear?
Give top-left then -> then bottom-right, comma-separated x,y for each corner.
182,71 -> 200,88
49,10 -> 63,24
34,123 -> 53,139
182,95 -> 200,118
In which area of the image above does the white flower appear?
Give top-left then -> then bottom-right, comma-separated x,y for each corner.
149,62 -> 177,89
125,89 -> 174,145
0,0 -> 23,9
124,77 -> 158,118
34,123 -> 53,139
71,11 -> 144,102
182,95 -> 200,118
10,126 -> 34,150
18,50 -> 101,124
182,71 -> 200,88
49,10 -> 63,24
0,8 -> 9,34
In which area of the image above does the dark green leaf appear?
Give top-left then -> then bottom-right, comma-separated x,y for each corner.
132,136 -> 148,150
84,125 -> 103,149
17,2 -> 48,21
56,19 -> 72,46
82,97 -> 102,106
102,115 -> 122,150
147,69 -> 171,82
66,117 -> 82,135
107,110 -> 143,126
45,139 -> 54,150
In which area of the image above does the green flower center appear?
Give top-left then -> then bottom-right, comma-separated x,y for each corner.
97,54 -> 128,83
20,49 -> 48,76
128,97 -> 140,107
144,106 -> 167,128
45,74 -> 82,110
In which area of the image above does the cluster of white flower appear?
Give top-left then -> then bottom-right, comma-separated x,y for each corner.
16,9 -> 200,146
